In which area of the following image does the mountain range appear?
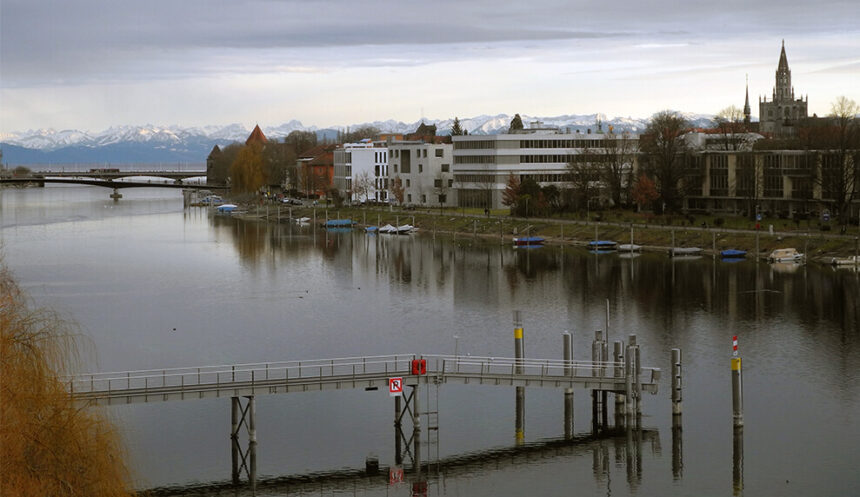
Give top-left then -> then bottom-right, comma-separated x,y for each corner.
0,113 -> 716,165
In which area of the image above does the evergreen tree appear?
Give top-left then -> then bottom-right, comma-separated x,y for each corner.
451,117 -> 463,136
509,113 -> 524,133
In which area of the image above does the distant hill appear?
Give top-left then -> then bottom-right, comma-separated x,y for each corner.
0,113 -> 715,165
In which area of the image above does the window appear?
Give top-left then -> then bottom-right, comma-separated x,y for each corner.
394,165 -> 398,173
434,179 -> 442,188
406,179 -> 411,187
375,165 -> 380,176
419,164 -> 423,173
408,194 -> 412,202
435,148 -> 443,158
438,194 -> 447,203
421,194 -> 426,203
422,149 -> 427,158
448,179 -> 453,187
441,163 -> 450,172
415,149 -> 420,158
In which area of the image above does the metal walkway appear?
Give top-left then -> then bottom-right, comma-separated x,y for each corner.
66,354 -> 660,406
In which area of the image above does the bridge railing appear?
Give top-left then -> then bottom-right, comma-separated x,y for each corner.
64,354 -> 417,395
425,355 -> 658,382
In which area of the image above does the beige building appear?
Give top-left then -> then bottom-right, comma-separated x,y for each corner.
387,141 -> 455,207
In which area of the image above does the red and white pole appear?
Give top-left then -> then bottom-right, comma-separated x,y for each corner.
731,335 -> 743,427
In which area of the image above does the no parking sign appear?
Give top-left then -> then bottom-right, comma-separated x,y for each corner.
389,377 -> 403,397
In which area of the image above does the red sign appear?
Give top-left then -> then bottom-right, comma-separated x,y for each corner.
389,377 -> 403,397
389,466 -> 404,484
732,336 -> 738,356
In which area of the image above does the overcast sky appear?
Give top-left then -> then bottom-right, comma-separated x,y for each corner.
1,0 -> 858,133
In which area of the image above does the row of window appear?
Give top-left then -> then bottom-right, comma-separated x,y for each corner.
453,139 -> 624,150
390,148 -> 447,158
390,163 -> 451,174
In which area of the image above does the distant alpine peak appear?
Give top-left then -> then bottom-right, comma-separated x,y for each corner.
2,112 -> 716,151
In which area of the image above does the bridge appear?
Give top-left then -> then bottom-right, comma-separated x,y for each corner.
0,176 -> 227,199
35,169 -> 206,180
65,327 -> 675,490
66,354 -> 660,406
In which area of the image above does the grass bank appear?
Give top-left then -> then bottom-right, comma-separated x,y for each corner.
228,202 -> 860,263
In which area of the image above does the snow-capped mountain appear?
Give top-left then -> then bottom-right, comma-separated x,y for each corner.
1,112 -> 715,165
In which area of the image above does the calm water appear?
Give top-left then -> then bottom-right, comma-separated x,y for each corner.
2,185 -> 859,496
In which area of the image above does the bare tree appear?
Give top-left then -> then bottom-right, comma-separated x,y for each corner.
601,129 -> 638,207
640,111 -> 690,213
566,148 -> 601,212
714,106 -> 754,151
390,176 -> 405,205
352,170 -> 373,204
434,171 -> 450,211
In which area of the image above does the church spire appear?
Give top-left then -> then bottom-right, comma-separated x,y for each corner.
774,40 -> 792,102
744,74 -> 751,125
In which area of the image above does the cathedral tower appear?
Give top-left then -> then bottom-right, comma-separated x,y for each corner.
759,41 -> 808,135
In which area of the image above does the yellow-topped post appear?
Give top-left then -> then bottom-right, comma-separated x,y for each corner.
732,335 -> 743,427
513,310 -> 524,374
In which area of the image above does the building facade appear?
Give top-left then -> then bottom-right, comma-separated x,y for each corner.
386,141 -> 455,207
759,41 -> 808,136
333,141 -> 388,203
452,125 -> 638,209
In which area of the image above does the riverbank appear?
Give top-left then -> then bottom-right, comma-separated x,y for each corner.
220,202 -> 860,264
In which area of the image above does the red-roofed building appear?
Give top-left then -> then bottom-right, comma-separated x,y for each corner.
297,144 -> 336,198
246,125 -> 268,146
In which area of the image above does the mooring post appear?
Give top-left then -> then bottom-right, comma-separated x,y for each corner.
601,339 -> 609,427
363,211 -> 366,226
733,425 -> 744,493
855,237 -> 858,268
671,348 -> 683,415
231,397 -> 239,485
563,331 -> 573,439
634,341 -> 642,424
516,385 -> 525,445
394,395 -> 403,465
473,219 -> 477,238
591,330 -> 603,431
560,224 -> 564,241
625,345 -> 634,419
672,412 -> 684,479
513,310 -> 524,374
614,340 -> 625,426
630,224 -> 634,253
377,214 -> 380,227
671,229 -> 675,253
755,231 -> 760,262
594,224 -> 598,243
732,357 -> 743,427
712,231 -> 716,260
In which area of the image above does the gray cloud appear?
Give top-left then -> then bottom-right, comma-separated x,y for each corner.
3,0 -> 859,85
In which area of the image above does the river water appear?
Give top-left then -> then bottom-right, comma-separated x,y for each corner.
2,185 -> 858,496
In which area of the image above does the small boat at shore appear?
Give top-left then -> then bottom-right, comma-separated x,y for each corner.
669,247 -> 703,257
513,236 -> 544,247
378,224 -> 396,234
618,244 -> 641,252
831,255 -> 859,266
768,248 -> 804,263
365,226 -> 378,233
588,240 -> 617,251
325,219 -> 354,228
295,216 -> 311,224
216,204 -> 237,214
396,224 -> 414,234
720,249 -> 747,259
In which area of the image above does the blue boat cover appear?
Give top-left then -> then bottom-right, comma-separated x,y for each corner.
325,219 -> 353,227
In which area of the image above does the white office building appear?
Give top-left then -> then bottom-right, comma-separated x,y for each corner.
386,141 -> 455,207
452,124 -> 638,209
333,140 -> 389,203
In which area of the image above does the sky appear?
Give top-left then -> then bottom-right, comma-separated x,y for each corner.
1,0 -> 858,133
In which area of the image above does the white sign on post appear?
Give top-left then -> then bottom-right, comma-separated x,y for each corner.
389,377 -> 403,397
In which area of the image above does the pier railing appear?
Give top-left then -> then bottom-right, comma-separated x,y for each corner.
64,353 -> 659,406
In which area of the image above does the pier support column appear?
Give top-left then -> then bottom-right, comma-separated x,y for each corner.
591,330 -> 605,433
229,396 -> 257,488
563,331 -> 573,439
412,385 -> 421,475
110,188 -> 122,201
394,395 -> 403,465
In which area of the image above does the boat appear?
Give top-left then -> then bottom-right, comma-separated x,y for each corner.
365,226 -> 378,233
588,240 -> 617,250
768,248 -> 804,263
325,219 -> 354,228
618,244 -> 641,252
513,236 -> 544,246
831,255 -> 860,266
720,249 -> 747,259
295,216 -> 311,224
216,204 -> 237,213
396,224 -> 414,234
669,247 -> 703,257
378,224 -> 397,234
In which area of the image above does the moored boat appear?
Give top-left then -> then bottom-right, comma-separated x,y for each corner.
720,249 -> 747,258
588,240 -> 618,250
669,247 -> 703,257
378,224 -> 396,234
618,243 -> 641,252
216,204 -> 237,214
396,224 -> 414,234
513,236 -> 544,246
325,219 -> 354,228
831,255 -> 859,266
768,248 -> 804,263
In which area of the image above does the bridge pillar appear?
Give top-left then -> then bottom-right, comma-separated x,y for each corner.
614,341 -> 626,428
230,396 -> 257,488
110,188 -> 122,201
